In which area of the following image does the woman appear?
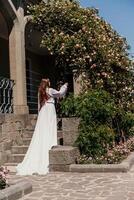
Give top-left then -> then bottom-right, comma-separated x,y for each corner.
16,79 -> 68,175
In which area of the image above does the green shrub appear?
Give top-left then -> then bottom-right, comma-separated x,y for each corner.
75,90 -> 116,125
61,93 -> 77,117
112,111 -> 134,143
77,142 -> 130,164
76,125 -> 115,157
61,89 -> 134,161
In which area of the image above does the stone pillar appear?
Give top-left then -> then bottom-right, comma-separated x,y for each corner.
49,146 -> 80,172
73,70 -> 83,95
73,75 -> 81,95
9,7 -> 28,114
73,70 -> 87,95
62,117 -> 80,146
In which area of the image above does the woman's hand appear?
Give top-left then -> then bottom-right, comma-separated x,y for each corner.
65,82 -> 68,87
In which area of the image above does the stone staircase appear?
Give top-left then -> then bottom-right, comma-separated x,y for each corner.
4,125 -> 63,173
3,116 -> 79,174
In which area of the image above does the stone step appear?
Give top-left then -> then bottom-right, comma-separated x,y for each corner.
4,162 -> 18,166
23,130 -> 63,139
8,154 -> 25,163
25,117 -> 62,131
22,138 -> 31,145
12,136 -> 63,154
22,134 -> 63,146
3,165 -> 17,175
11,146 -> 28,154
25,125 -> 35,131
49,146 -> 80,172
23,129 -> 34,138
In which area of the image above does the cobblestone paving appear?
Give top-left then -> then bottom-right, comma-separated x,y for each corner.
9,167 -> 134,200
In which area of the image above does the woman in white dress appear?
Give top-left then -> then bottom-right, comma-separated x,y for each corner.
16,79 -> 68,175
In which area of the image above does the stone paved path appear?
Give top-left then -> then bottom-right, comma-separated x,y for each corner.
8,166 -> 134,200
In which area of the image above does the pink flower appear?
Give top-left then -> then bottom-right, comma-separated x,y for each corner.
90,64 -> 97,69
101,72 -> 108,77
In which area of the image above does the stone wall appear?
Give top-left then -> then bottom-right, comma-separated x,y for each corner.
0,114 -> 80,170
49,117 -> 80,172
0,114 -> 37,165
62,117 -> 80,146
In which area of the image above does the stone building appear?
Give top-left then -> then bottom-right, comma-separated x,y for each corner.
0,0 -> 82,167
0,0 -> 80,115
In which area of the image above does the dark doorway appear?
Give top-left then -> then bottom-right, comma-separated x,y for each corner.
0,12 -> 10,78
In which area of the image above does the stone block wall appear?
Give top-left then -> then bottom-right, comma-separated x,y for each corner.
0,114 -> 80,171
0,114 -> 37,165
62,117 -> 80,146
49,117 -> 80,172
49,146 -> 80,172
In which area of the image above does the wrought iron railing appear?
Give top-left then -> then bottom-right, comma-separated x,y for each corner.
0,77 -> 15,113
26,68 -> 72,120
26,69 -> 43,114
26,69 -> 65,117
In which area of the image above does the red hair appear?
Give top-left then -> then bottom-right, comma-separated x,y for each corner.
38,79 -> 50,110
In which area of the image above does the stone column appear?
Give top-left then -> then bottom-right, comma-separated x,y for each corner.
73,70 -> 87,95
9,7 -> 28,114
73,70 -> 82,95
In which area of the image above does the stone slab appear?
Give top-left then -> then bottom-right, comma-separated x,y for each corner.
63,131 -> 79,146
62,117 -> 80,146
49,146 -> 80,165
62,117 -> 80,132
6,168 -> 134,200
49,164 -> 70,172
70,163 -> 129,173
0,180 -> 32,200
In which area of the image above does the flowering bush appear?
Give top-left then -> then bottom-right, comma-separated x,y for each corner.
126,137 -> 134,151
0,166 -> 9,190
26,0 -> 134,163
61,89 -> 134,163
77,139 -> 133,164
28,0 -> 133,108
105,144 -> 130,164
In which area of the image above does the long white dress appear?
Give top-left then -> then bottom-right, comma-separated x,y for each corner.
16,84 -> 67,175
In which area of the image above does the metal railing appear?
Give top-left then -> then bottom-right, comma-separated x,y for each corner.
26,69 -> 65,116
26,69 -> 43,114
0,77 -> 15,113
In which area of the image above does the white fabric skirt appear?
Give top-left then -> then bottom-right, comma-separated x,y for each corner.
16,103 -> 57,175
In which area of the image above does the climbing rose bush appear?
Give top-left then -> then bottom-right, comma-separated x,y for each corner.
28,0 -> 134,108
25,0 -> 134,163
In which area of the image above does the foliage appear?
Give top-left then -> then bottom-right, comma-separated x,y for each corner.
61,89 -> 134,158
76,125 -> 115,157
75,90 -> 116,124
74,90 -> 117,156
27,0 -> 134,163
127,137 -> 134,151
113,110 -> 134,142
61,93 -> 77,117
0,167 -> 9,190
77,144 -> 129,164
61,89 -> 116,119
29,0 -> 133,108
77,137 -> 134,164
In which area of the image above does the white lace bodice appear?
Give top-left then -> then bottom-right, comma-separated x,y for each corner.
38,84 -> 68,110
47,84 -> 68,103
